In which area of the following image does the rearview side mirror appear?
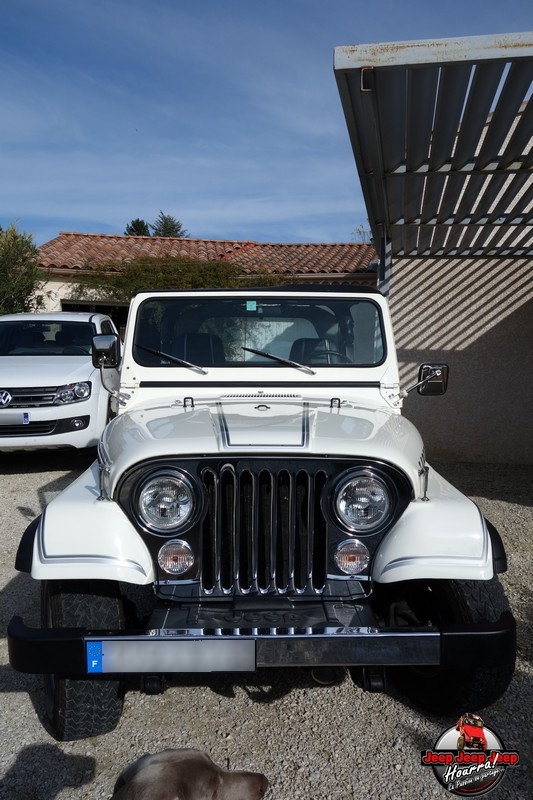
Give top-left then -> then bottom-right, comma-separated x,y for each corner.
417,363 -> 449,395
92,333 -> 121,369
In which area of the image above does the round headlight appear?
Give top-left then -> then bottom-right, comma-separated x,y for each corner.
138,472 -> 195,532
335,473 -> 391,532
335,539 -> 370,575
158,539 -> 195,575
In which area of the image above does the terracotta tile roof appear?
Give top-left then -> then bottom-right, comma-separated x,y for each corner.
222,241 -> 376,276
39,232 -> 377,278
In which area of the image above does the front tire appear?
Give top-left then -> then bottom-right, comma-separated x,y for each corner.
41,580 -> 125,741
378,577 -> 515,715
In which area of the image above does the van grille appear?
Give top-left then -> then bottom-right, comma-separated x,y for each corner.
0,387 -> 58,407
0,422 -> 56,436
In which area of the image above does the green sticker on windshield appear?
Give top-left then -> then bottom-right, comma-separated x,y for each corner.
246,301 -> 257,311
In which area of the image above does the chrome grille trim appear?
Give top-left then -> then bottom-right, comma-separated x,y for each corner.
199,463 -> 328,597
0,387 -> 59,408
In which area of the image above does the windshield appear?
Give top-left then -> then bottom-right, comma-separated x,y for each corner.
0,321 -> 95,356
133,296 -> 385,367
463,716 -> 484,728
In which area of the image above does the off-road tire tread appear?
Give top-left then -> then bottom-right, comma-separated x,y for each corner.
42,580 -> 125,741
388,576 -> 515,715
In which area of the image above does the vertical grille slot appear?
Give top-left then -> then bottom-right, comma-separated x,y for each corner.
237,470 -> 254,593
312,471 -> 328,591
200,462 -> 328,596
220,466 -> 236,593
275,470 -> 291,593
201,469 -> 216,593
257,470 -> 273,593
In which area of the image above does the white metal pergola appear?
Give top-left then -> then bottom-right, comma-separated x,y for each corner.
334,32 -> 533,291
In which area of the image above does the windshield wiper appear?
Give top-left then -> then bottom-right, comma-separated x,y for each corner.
242,346 -> 316,375
136,344 -> 208,375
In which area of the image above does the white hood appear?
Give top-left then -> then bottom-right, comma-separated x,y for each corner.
0,356 -> 97,385
102,398 -> 424,495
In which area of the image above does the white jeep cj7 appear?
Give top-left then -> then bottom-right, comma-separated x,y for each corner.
8,286 -> 516,740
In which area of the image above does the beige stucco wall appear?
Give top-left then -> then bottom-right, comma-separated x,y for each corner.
388,257 -> 533,464
40,278 -> 72,311
41,264 -> 533,462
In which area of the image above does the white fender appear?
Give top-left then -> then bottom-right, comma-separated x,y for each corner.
372,467 -> 493,583
31,461 -> 154,584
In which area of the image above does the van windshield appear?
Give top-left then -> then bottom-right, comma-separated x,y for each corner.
0,321 -> 95,356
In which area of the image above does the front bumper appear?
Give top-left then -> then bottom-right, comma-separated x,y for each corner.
7,601 -> 515,676
0,414 -> 96,449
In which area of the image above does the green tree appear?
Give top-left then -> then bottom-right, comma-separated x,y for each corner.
150,211 -> 189,238
124,218 -> 151,236
0,224 -> 46,313
68,255 -> 279,305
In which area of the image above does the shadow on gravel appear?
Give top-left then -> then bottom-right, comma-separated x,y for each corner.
133,665 -> 347,706
432,462 -> 533,507
394,669 -> 533,798
0,742 -> 95,799
0,448 -> 96,476
0,571 -> 49,733
0,449 -> 96,554
0,448 -> 96,512
1,572 -> 40,635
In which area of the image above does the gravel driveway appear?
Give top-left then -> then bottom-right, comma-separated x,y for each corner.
0,451 -> 531,799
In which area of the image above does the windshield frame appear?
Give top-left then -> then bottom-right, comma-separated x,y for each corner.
131,294 -> 387,370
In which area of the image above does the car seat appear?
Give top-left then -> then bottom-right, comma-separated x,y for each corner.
173,332 -> 226,365
289,337 -> 344,365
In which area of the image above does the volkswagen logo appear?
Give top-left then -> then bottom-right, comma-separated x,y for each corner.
0,390 -> 12,407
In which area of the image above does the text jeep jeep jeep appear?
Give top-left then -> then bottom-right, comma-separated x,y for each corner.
8,286 -> 516,740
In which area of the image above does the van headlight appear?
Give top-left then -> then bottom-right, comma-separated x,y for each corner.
138,471 -> 195,532
54,381 -> 91,403
334,472 -> 393,533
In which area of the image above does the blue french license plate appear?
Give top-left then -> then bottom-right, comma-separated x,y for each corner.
86,638 -> 256,673
0,411 -> 30,425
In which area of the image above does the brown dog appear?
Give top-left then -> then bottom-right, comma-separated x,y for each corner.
110,748 -> 269,800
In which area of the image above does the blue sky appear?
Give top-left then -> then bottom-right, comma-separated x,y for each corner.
1,0 -> 532,246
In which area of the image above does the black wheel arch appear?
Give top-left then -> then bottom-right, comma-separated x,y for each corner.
485,517 -> 507,573
15,515 -> 41,573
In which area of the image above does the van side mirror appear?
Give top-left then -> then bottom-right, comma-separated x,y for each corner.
417,363 -> 449,395
92,333 -> 121,368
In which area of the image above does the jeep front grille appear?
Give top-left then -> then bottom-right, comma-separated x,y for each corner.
199,463 -> 329,596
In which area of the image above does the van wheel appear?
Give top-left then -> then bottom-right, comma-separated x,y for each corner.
41,580 -> 125,741
379,577 -> 515,715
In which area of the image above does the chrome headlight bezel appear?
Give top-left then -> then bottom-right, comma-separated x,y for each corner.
158,539 -> 196,575
136,469 -> 198,535
332,469 -> 396,535
334,539 -> 370,575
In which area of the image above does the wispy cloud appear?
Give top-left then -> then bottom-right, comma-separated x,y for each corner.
1,0 -> 532,245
